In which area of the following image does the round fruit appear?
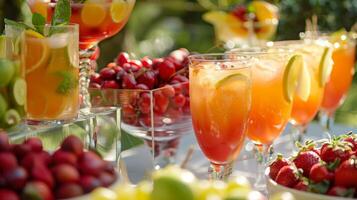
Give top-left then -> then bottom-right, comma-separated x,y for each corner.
53,164 -> 80,184
110,0 -> 129,23
0,189 -> 19,200
2,109 -> 21,127
0,58 -> 15,87
55,183 -> 83,199
81,2 -> 106,27
61,135 -> 84,156
151,176 -> 194,200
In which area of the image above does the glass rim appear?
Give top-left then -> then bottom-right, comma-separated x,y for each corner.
228,46 -> 294,55
5,23 -> 79,30
47,0 -> 136,5
188,53 -> 254,62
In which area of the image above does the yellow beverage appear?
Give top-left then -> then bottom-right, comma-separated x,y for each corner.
22,27 -> 79,121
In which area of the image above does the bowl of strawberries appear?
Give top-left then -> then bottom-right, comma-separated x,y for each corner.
266,133 -> 357,200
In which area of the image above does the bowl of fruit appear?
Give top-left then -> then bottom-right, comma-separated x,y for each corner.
0,133 -> 119,200
266,133 -> 357,200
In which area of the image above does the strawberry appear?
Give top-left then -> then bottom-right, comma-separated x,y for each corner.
335,158 -> 357,188
309,162 -> 333,183
293,150 -> 320,177
293,180 -> 308,191
344,136 -> 357,151
269,154 -> 289,180
320,140 -> 351,164
275,165 -> 299,188
327,186 -> 355,197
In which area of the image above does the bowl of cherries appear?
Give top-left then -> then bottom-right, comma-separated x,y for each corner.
89,49 -> 192,166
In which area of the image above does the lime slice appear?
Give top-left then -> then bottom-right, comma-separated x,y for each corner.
283,54 -> 304,103
296,60 -> 311,101
0,58 -> 15,87
110,0 -> 129,23
318,47 -> 333,87
11,78 -> 27,106
215,73 -> 248,89
0,94 -> 8,118
81,2 -> 106,27
0,35 -> 7,58
2,109 -> 21,127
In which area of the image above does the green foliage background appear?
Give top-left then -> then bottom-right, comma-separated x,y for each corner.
1,0 -> 357,123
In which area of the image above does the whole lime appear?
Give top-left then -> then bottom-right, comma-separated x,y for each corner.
0,59 -> 15,87
151,176 -> 194,200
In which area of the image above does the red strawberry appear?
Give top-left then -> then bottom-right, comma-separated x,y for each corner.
335,158 -> 357,188
293,180 -> 308,191
320,141 -> 351,164
275,165 -> 299,188
269,154 -> 289,180
327,186 -> 355,197
293,150 -> 320,177
309,162 -> 333,183
344,136 -> 357,151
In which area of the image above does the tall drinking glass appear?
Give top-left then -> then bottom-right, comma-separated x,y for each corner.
189,54 -> 252,180
27,0 -> 136,111
6,24 -> 80,124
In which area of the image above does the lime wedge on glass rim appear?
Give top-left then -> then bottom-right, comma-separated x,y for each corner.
318,47 -> 334,87
283,54 -> 310,103
215,73 -> 249,90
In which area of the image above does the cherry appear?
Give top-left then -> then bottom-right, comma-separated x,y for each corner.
24,137 -> 43,152
172,74 -> 188,83
90,73 -> 102,84
102,80 -> 120,89
173,94 -> 186,108
153,91 -> 169,114
79,152 -> 105,176
12,144 -> 31,159
80,175 -> 102,193
99,172 -> 116,187
138,93 -> 151,114
89,83 -> 101,89
141,57 -> 153,68
99,68 -> 116,80
52,150 -> 77,166
158,60 -> 176,81
128,60 -> 143,68
0,153 -> 18,172
23,181 -> 53,200
55,183 -> 83,199
122,63 -> 133,72
122,74 -> 137,89
52,164 -> 80,184
4,167 -> 28,190
31,163 -> 54,188
116,52 -> 130,66
152,58 -> 164,69
172,83 -> 183,94
135,84 -> 149,90
161,85 -> 175,98
166,56 -> 181,70
137,71 -> 156,89
61,135 -> 84,156
0,189 -> 19,200
122,104 -> 136,116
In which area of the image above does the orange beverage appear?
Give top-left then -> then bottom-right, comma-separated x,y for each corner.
247,53 -> 293,145
21,25 -> 80,121
321,42 -> 356,113
189,55 -> 251,165
28,0 -> 136,49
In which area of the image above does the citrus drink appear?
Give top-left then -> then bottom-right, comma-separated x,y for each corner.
28,0 -> 136,49
189,55 -> 251,164
22,26 -> 80,121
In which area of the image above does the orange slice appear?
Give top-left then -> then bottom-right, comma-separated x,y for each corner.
32,1 -> 48,20
81,2 -> 107,27
110,0 -> 129,23
250,0 -> 278,21
24,30 -> 50,74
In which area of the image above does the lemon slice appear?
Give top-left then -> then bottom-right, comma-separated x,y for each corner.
296,60 -> 311,101
283,54 -> 304,103
24,30 -> 49,74
81,2 -> 106,27
215,73 -> 248,89
318,47 -> 333,87
110,0 -> 129,23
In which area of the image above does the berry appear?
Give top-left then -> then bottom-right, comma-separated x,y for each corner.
90,73 -> 102,84
24,137 -> 43,152
137,71 -> 156,89
128,60 -> 143,68
79,152 -> 105,176
116,52 -> 130,66
12,144 -> 31,159
122,74 -> 137,89
79,175 -> 102,193
99,172 -> 116,187
269,154 -> 289,180
3,167 -> 27,190
158,60 -> 176,81
275,165 -> 299,188
161,85 -> 175,97
293,181 -> 308,191
141,57 -> 153,68
309,162 -> 333,183
102,80 -> 120,89
23,181 -> 53,200
138,93 -> 151,114
172,74 -> 188,83
55,183 -> 83,199
0,152 -> 18,172
61,135 -> 84,156
0,189 -> 19,200
293,150 -> 320,177
135,84 -> 149,90
122,104 -> 136,116
21,153 -> 45,170
52,164 -> 80,184
99,68 -> 116,80
89,83 -> 101,89
335,158 -> 357,188
173,94 -> 186,108
153,91 -> 169,114
0,132 -> 10,151
343,136 -> 357,151
172,83 -> 183,95
327,186 -> 355,197
52,150 -> 77,166
31,163 -> 54,188
320,142 -> 351,163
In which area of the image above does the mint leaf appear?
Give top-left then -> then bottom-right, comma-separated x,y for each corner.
4,19 -> 34,30
51,0 -> 71,26
32,13 -> 46,35
55,71 -> 78,95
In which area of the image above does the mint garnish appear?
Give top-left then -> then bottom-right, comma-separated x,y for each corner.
51,0 -> 71,26
55,71 -> 78,95
32,13 -> 46,35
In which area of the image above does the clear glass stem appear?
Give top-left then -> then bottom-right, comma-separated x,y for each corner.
148,137 -> 181,170
253,143 -> 273,193
291,124 -> 307,144
319,110 -> 334,139
79,45 -> 97,114
208,161 -> 234,180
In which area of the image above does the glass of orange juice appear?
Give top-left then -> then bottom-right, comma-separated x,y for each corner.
189,54 -> 252,180
6,24 -> 80,124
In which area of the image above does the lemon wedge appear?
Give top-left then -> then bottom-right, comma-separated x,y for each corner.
215,73 -> 248,90
110,0 -> 129,23
318,47 -> 334,87
283,54 -> 305,103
